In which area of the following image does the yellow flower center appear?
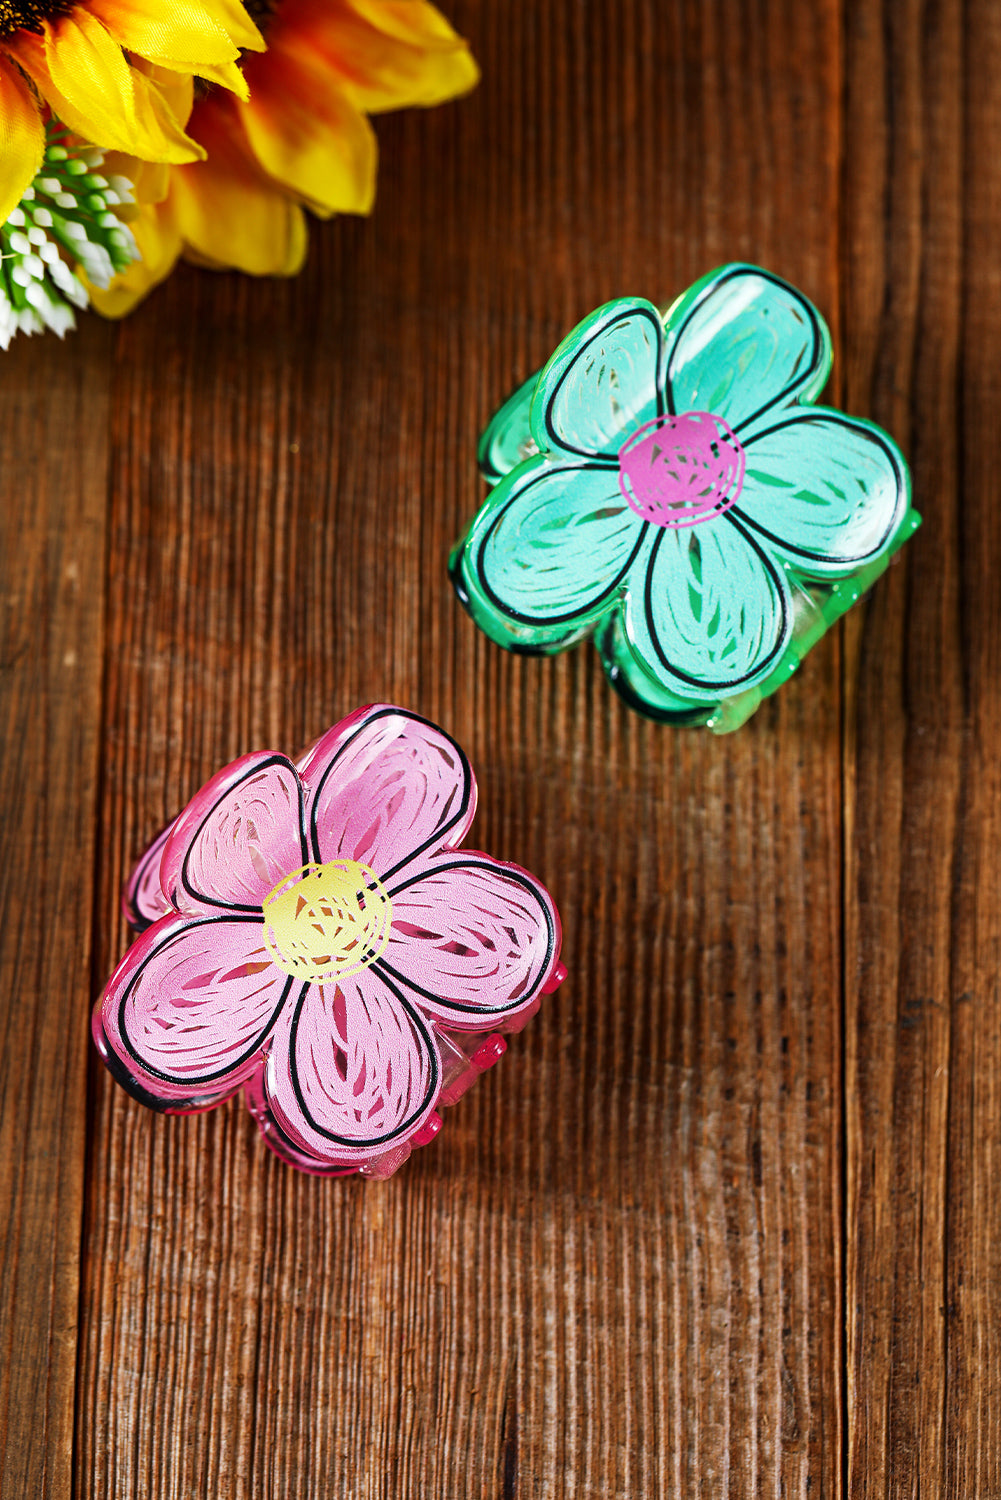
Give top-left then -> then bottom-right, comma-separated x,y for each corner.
262,861 -> 392,982
0,0 -> 73,37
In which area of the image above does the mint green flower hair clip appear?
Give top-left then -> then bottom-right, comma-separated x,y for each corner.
450,264 -> 919,732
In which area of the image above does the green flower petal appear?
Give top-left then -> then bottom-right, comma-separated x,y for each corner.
529,298 -> 665,460
622,513 -> 793,699
664,265 -> 832,435
733,408 -> 912,575
455,456 -> 645,649
478,371 -> 540,484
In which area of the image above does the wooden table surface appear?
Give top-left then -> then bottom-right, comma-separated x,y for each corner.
1,1 -> 998,1495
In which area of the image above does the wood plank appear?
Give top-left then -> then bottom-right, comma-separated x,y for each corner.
0,319 -> 112,1498
840,0 -> 1001,1492
945,10 -> 1001,1491
77,2 -> 844,1494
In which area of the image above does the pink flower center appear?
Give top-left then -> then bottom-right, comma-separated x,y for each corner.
617,411 -> 745,528
262,860 -> 392,982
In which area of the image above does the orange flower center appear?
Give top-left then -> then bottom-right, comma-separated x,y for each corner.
262,860 -> 393,982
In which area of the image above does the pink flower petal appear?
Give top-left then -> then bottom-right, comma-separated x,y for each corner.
100,912 -> 293,1101
377,855 -> 561,1026
160,752 -> 308,914
122,820 -> 175,930
297,705 -> 476,880
264,968 -> 440,1161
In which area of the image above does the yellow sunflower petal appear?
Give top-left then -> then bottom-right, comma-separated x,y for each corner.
181,200 -> 308,276
102,133 -> 187,216
87,196 -> 183,316
207,0 -> 264,52
238,49 -> 377,217
348,1 -> 468,47
171,125 -> 308,274
191,0 -> 264,54
187,56 -> 249,99
88,0 -> 244,69
9,14 -> 203,161
0,59 -> 45,224
128,58 -> 195,119
140,54 -> 250,101
134,66 -> 206,160
274,0 -> 479,114
123,156 -> 173,205
99,71 -> 191,207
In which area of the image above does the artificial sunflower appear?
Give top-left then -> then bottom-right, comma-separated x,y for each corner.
0,0 -> 264,223
91,0 -> 479,314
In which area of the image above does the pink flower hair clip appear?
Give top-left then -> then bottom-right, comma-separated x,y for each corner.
94,705 -> 566,1178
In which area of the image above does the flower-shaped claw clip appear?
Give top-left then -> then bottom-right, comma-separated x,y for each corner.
94,706 -> 565,1178
451,264 -> 920,731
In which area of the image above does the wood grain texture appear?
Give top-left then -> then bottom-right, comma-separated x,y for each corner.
74,3 -> 844,1496
842,0 -> 1001,1494
1,0 -> 998,1496
0,319 -> 111,1498
841,0 -> 949,1483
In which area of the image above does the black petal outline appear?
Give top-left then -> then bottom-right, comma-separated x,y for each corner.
123,822 -> 172,933
733,411 -> 908,568
541,302 -> 666,460
665,267 -> 825,434
116,913 -> 294,1087
286,972 -> 440,1149
639,512 -> 792,693
473,460 -> 648,628
178,753 -> 309,914
305,705 -> 474,884
376,856 -> 557,1019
